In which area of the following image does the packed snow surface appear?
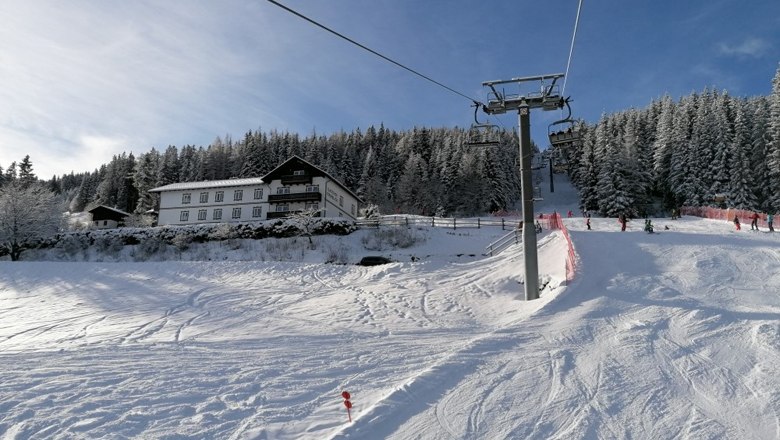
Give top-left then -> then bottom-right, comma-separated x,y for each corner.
2,168 -> 779,439
2,216 -> 779,439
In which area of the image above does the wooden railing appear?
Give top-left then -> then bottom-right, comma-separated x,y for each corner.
355,216 -> 521,230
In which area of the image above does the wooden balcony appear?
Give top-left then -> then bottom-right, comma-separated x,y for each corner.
268,191 -> 322,203
280,175 -> 313,185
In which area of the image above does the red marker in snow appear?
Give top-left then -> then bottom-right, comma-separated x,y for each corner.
342,391 -> 352,422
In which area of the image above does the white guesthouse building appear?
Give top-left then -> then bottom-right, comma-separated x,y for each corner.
149,156 -> 361,226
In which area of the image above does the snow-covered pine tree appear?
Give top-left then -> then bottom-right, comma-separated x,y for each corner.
728,98 -> 758,209
709,91 -> 735,205
767,64 -> 780,212
133,149 -> 161,214
18,155 -> 36,188
749,97 -> 772,210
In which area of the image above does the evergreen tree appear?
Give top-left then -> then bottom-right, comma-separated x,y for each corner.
5,162 -> 17,182
18,155 -> 36,188
728,99 -> 757,209
133,149 -> 161,214
767,64 -> 780,212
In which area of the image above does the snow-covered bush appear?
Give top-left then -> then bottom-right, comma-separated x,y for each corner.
171,233 -> 192,251
94,235 -> 123,256
138,236 -> 166,259
54,233 -> 89,258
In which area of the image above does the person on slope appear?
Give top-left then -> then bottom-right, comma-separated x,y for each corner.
750,212 -> 760,231
733,215 -> 741,231
618,213 -> 628,232
586,214 -> 591,230
768,213 -> 774,232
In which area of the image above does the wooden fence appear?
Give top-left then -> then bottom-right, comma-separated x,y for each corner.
355,216 -> 522,230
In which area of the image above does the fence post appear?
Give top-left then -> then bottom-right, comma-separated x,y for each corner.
500,218 -> 504,230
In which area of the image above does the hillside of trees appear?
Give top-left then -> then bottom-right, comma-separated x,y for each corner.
569,65 -> 780,216
3,66 -> 779,220
24,126 -> 524,218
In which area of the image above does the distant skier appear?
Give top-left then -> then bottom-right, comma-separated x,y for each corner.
644,219 -> 654,233
733,215 -> 741,231
750,212 -> 760,231
567,210 -> 573,218
586,214 -> 591,230
768,213 -> 774,232
618,213 -> 628,232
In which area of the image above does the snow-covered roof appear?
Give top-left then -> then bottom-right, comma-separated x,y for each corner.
149,177 -> 266,192
88,205 -> 131,217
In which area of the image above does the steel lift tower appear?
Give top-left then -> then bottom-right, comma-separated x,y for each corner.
481,74 -> 565,300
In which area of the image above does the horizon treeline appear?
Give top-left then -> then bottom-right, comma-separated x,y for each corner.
39,125 -> 524,217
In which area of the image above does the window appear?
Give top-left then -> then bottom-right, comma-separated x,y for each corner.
305,202 -> 319,211
199,192 -> 209,203
180,211 -> 189,222
232,207 -> 241,219
182,193 -> 191,204
254,188 -> 263,200
339,195 -> 344,207
277,187 -> 290,195
252,206 -> 263,218
293,170 -> 305,176
351,204 -> 356,216
103,220 -> 108,226
276,204 -> 289,212
213,208 -> 222,220
234,190 -> 243,201
198,209 -> 207,221
215,191 -> 224,202
305,184 -> 319,192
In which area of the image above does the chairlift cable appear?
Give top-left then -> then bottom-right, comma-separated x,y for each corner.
266,0 -> 479,105
561,0 -> 583,97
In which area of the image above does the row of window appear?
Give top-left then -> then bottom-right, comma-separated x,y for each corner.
182,188 -> 265,205
180,206 -> 263,222
178,203 -> 321,222
181,185 -> 322,204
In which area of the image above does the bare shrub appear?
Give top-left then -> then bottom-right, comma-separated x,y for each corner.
362,227 -> 425,251
324,241 -> 349,264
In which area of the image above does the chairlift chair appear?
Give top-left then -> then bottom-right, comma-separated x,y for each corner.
548,98 -> 581,148
466,102 -> 500,147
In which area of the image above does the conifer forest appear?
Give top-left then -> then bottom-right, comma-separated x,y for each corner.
3,67 -> 780,219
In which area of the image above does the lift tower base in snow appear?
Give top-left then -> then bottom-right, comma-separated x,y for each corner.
481,74 -> 565,301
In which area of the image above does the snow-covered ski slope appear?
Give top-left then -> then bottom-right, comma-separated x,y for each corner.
2,170 -> 779,439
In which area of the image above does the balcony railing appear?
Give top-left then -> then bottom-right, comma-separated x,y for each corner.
267,210 -> 322,219
280,175 -> 313,185
268,191 -> 322,203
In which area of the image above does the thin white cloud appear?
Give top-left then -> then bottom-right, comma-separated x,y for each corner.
718,37 -> 770,58
0,1 -> 302,177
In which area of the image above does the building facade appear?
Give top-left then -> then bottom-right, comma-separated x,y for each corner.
149,156 -> 361,226
88,205 -> 130,229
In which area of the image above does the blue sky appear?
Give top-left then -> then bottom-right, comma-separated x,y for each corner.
1,0 -> 779,179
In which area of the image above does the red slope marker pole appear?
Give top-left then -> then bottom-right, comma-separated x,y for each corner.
342,391 -> 352,423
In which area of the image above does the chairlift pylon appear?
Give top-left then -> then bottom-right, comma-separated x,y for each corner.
466,102 -> 501,147
548,98 -> 581,148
